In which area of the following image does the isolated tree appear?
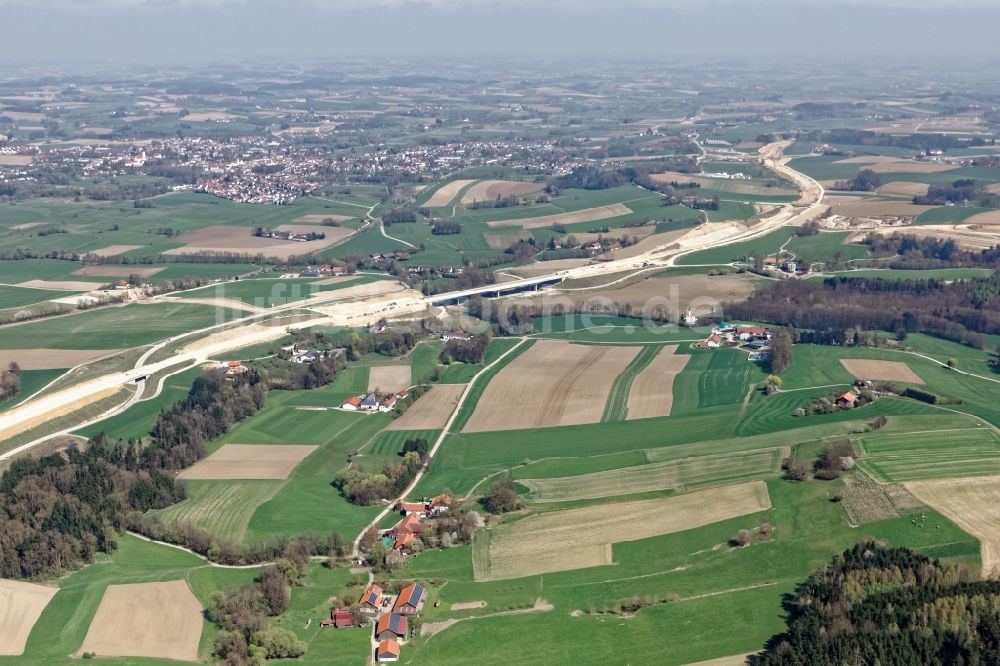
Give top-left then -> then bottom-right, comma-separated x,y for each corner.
769,328 -> 793,374
732,529 -> 752,547
484,479 -> 520,514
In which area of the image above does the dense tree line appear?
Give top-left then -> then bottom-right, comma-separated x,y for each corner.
333,450 -> 423,506
382,209 -> 417,226
864,233 -> 1000,269
798,128 -> 990,153
833,169 -> 881,192
431,220 -> 462,235
726,274 -> 1000,349
752,542 -> 1000,665
0,362 -> 21,401
0,370 -> 264,578
769,329 -> 792,374
439,334 -> 489,364
209,558 -> 313,665
914,179 -> 998,208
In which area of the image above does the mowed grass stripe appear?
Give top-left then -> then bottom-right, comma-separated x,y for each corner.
601,345 -> 660,422
520,448 -> 785,503
152,480 -> 283,542
857,428 -> 1000,482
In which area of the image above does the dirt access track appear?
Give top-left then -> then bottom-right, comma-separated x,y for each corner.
179,444 -> 318,480
0,579 -> 58,656
462,340 -> 638,432
476,480 -> 771,580
77,580 -> 203,661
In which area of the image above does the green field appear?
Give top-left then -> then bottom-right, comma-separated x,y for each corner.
152,479 -> 283,542
0,285 -> 73,308
676,226 -> 796,265
784,231 -> 868,263
519,447 -> 784,503
0,368 -> 64,412
671,349 -> 768,414
858,427 -> 1000,482
915,206 -> 995,224
0,302 -> 243,349
821,268 -> 992,281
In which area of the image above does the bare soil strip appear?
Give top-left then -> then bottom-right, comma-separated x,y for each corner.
368,364 -> 411,393
15,279 -> 102,291
88,244 -> 142,257
0,155 -> 33,166
387,384 -> 466,431
964,210 -> 1000,226
462,340 -> 639,432
459,180 -> 543,205
0,385 -> 125,442
424,179 -> 477,208
905,477 -> 1000,578
73,265 -> 166,277
486,204 -> 634,230
10,222 -> 44,230
828,199 -> 933,218
626,345 -> 690,419
840,359 -> 923,384
0,579 -> 58,656
478,481 -> 771,580
0,348 -> 117,370
77,580 -> 203,661
450,601 -> 487,611
833,156 -> 958,174
179,444 -> 318,480
876,181 -> 930,198
484,230 -> 533,249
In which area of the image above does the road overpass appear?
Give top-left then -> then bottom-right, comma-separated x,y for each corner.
427,274 -> 568,305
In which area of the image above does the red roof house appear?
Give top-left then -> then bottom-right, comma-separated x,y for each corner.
392,582 -> 427,615
376,639 -> 400,662
375,613 -> 408,640
358,583 -> 383,614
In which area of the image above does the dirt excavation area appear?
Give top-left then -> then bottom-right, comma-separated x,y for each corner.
0,579 -> 58,656
77,580 -> 203,661
840,359 -> 924,384
387,383 -> 466,430
905,477 -> 1000,578
476,481 -> 771,580
486,203 -> 633,230
626,346 -> 690,419
462,340 -> 638,432
367,364 -> 411,393
424,179 -> 476,207
179,443 -> 318,480
0,348 -> 117,370
177,323 -> 293,359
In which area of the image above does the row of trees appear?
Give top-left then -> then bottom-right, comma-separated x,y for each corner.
439,335 -> 488,365
864,233 -> 1000,268
725,274 -> 1000,350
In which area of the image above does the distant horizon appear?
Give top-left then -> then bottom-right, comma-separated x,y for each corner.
5,0 -> 1000,64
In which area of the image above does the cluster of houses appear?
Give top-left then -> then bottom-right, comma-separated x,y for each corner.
358,582 -> 428,662
298,264 -> 350,278
404,264 -> 466,279
697,323 -> 772,358
760,256 -> 799,276
282,344 -> 337,364
341,391 -> 407,413
384,494 -> 452,552
253,227 -> 325,242
318,581 -> 428,663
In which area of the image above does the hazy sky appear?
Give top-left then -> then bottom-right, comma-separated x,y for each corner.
3,0 -> 999,63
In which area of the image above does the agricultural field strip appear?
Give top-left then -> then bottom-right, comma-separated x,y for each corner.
519,447 -> 784,503
601,345 -> 660,421
477,481 -> 771,581
152,480 -> 283,542
856,428 -> 1000,483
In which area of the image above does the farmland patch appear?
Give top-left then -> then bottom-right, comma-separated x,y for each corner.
462,340 -> 638,432
178,443 -> 318,480
88,244 -> 142,257
424,179 -> 477,208
163,225 -> 350,260
626,345 -> 691,420
73,265 -> 166,277
475,480 -> 771,580
906,477 -> 1000,578
459,180 -> 544,205
387,383 -> 466,430
368,364 -> 411,393
0,579 -> 58,656
840,359 -> 923,384
77,580 -> 203,661
486,204 -> 633,230
0,348 -> 115,370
